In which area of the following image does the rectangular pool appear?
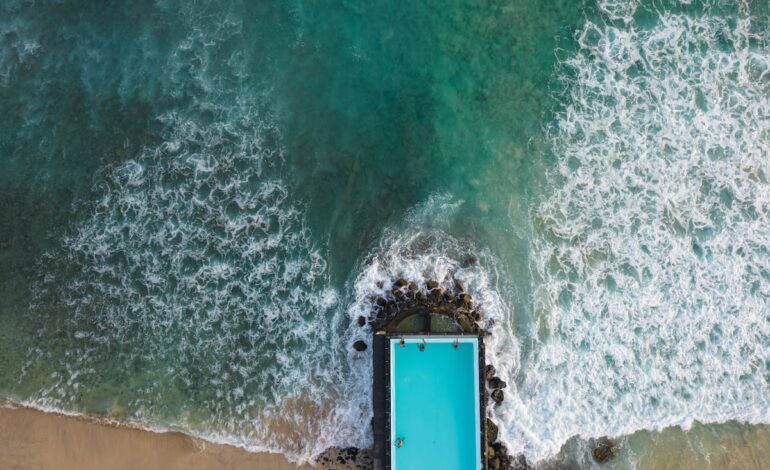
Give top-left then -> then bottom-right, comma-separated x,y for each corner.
389,337 -> 482,470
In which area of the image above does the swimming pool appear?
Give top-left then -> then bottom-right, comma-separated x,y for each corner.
389,337 -> 483,469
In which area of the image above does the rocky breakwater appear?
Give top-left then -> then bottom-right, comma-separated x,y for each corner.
350,275 -> 485,341
484,364 -> 530,470
349,273 -> 529,470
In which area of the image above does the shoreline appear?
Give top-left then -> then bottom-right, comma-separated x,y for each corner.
0,404 -> 313,470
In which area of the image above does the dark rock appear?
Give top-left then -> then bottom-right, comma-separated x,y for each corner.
491,389 -> 504,404
395,278 -> 408,288
492,442 -> 508,456
592,437 -> 620,464
393,289 -> 405,299
486,364 -> 496,380
408,282 -> 418,291
457,314 -> 474,333
427,279 -> 439,289
353,340 -> 367,352
416,291 -> 425,301
488,377 -> 507,390
357,316 -> 366,327
463,256 -> 478,266
489,457 -> 501,470
487,445 -> 496,459
453,279 -> 465,294
375,297 -> 387,307
486,418 -> 499,443
429,288 -> 444,302
461,293 -> 473,307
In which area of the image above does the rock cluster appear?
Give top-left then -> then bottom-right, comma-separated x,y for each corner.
484,364 -> 530,470
591,437 -> 620,464
317,447 -> 372,469
485,417 -> 530,470
357,276 -> 484,335
485,364 -> 507,405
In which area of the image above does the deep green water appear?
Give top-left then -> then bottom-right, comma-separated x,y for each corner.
1,0 -> 770,467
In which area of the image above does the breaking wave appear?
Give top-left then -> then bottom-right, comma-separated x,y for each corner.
345,194 -> 517,438
497,0 -> 770,463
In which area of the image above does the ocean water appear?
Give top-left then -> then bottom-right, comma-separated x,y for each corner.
1,0 -> 769,468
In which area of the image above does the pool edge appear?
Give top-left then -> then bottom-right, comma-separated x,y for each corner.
372,332 -> 487,470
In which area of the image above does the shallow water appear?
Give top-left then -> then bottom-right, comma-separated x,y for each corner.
0,0 -> 769,467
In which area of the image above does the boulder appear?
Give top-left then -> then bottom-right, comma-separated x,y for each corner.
375,297 -> 387,307
486,418 -> 499,443
488,377 -> 507,390
353,340 -> 367,352
491,389 -> 504,404
457,314 -> 475,333
492,442 -> 509,468
591,437 -> 620,464
427,279 -> 439,289
357,316 -> 366,327
395,278 -> 408,287
408,282 -> 418,291
486,364 -> 496,380
429,288 -> 444,303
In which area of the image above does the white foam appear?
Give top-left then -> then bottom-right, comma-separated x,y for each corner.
26,108 -> 378,462
497,1 -> 770,463
344,193 -> 516,443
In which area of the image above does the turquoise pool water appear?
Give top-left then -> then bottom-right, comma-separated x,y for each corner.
390,337 -> 481,470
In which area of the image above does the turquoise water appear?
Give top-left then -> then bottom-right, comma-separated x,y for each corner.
1,0 -> 770,467
390,338 -> 480,470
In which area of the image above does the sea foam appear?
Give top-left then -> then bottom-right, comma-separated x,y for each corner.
24,109 -> 373,461
494,0 -> 770,463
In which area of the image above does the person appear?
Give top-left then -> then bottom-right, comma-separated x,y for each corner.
396,437 -> 404,448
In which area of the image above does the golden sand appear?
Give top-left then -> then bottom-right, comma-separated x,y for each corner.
0,406 -> 312,470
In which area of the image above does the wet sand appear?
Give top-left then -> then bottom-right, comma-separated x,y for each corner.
0,406 -> 312,470
3,403 -> 770,469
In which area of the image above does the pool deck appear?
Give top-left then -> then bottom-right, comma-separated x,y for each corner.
372,331 -> 487,470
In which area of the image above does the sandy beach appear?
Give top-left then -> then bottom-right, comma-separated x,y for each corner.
0,406 -> 312,470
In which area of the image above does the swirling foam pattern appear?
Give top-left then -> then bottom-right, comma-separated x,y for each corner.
24,113 -> 370,461
498,1 -> 770,462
